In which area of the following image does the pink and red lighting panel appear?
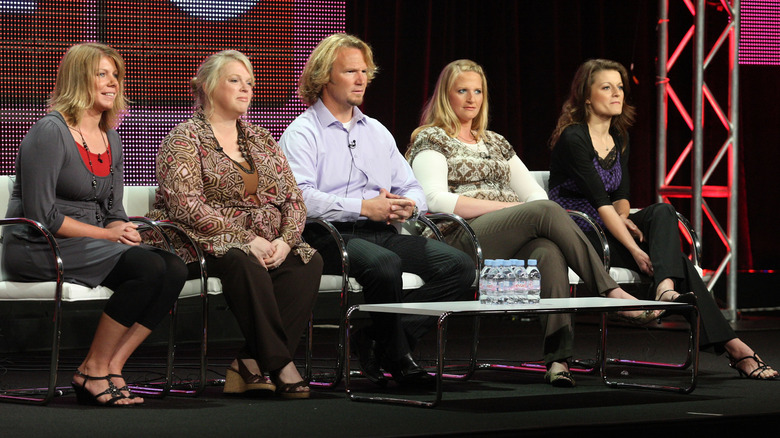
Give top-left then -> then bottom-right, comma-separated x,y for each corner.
739,0 -> 780,65
0,0 -> 345,184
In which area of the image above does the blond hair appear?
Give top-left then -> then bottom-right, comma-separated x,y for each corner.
549,58 -> 636,149
297,33 -> 377,106
411,59 -> 489,142
191,50 -> 255,117
48,43 -> 128,131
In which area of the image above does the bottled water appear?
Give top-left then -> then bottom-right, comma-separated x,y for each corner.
480,259 -> 501,304
511,259 -> 527,305
526,259 -> 541,304
503,260 -> 519,304
478,260 -> 495,304
493,260 -> 508,305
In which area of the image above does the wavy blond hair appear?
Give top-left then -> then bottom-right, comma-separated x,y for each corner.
549,58 -> 636,149
297,33 -> 377,106
48,43 -> 128,131
411,59 -> 489,142
190,50 -> 255,118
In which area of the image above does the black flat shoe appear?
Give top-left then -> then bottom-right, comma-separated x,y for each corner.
350,328 -> 388,387
384,353 -> 434,386
71,370 -> 131,407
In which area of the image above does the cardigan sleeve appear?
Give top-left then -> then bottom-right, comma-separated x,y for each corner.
552,125 -> 616,208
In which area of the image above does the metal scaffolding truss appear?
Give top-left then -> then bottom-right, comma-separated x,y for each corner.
656,0 -> 740,321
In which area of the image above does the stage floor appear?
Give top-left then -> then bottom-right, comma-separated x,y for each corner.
1,314 -> 779,437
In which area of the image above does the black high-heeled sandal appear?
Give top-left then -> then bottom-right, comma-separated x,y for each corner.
728,353 -> 777,380
108,374 -> 144,404
71,370 -> 132,407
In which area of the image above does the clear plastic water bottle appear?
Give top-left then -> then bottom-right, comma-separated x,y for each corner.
478,260 -> 495,304
511,259 -> 528,305
526,259 -> 541,304
503,260 -> 518,304
493,259 -> 508,305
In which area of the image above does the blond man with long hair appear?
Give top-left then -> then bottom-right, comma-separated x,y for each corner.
280,34 -> 475,387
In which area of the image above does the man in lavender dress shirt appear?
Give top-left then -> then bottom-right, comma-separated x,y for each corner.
280,33 -> 475,387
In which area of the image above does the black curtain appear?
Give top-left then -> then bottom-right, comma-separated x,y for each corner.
345,0 -> 779,270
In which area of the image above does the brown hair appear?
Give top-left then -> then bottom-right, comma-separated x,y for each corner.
549,59 -> 635,149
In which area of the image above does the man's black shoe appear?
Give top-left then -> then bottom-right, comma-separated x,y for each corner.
350,329 -> 388,387
384,353 -> 434,386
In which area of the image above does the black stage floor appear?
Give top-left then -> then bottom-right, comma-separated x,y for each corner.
1,313 -> 779,437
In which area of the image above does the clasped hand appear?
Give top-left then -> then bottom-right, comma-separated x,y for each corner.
106,221 -> 142,246
361,188 -> 416,224
249,236 -> 291,270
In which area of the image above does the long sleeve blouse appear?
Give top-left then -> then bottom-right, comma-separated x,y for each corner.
406,126 -> 548,214
149,111 -> 314,264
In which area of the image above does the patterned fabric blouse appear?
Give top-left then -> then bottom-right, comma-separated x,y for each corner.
406,126 -> 518,234
406,127 -> 519,202
148,111 -> 315,264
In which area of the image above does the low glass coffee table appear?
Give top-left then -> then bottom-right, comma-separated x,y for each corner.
345,297 -> 699,407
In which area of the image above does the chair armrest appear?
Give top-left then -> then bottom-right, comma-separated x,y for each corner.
675,211 -> 701,268
0,217 -> 64,288
423,213 -> 483,271
564,210 -> 612,270
305,218 -> 350,282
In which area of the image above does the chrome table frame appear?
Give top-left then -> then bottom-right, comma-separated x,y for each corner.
344,297 -> 699,408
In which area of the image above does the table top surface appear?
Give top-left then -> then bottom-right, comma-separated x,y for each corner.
355,297 -> 690,316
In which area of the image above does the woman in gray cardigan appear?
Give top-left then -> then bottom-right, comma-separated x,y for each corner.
3,43 -> 187,406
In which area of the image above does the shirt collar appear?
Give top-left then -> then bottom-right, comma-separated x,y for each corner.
312,98 -> 366,129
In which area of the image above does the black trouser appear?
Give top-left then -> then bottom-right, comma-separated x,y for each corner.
586,203 -> 737,353
102,246 -> 187,330
305,220 -> 475,360
187,249 -> 322,372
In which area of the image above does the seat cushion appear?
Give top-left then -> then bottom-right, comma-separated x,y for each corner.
568,267 -> 646,285
180,277 -> 223,298
318,272 -> 425,294
0,281 -> 114,302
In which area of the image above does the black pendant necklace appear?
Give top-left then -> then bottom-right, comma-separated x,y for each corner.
70,125 -> 115,222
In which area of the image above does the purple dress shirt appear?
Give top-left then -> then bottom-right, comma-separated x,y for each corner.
279,99 -> 427,222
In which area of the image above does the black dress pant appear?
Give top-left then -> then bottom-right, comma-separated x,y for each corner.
304,220 -> 475,360
188,248 -> 323,372
586,203 -> 737,353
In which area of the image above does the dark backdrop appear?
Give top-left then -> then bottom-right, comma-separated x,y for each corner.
345,0 -> 779,271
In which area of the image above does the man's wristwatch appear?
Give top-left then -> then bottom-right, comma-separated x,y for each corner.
409,206 -> 420,221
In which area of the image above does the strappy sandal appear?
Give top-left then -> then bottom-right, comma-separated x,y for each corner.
71,370 -> 132,407
728,353 -> 778,380
273,380 -> 310,399
224,359 -> 276,394
108,374 -> 144,405
544,370 -> 576,388
609,309 -> 660,326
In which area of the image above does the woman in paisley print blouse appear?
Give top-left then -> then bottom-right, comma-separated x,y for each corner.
150,50 -> 324,397
548,58 -> 776,380
406,59 -> 657,388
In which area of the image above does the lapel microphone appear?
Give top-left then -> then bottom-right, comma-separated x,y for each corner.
348,140 -> 356,149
